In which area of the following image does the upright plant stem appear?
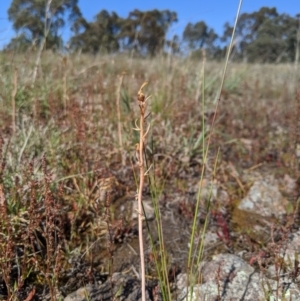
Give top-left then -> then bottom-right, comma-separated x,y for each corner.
138,113 -> 146,301
294,15 -> 300,73
32,0 -> 52,87
116,73 -> 125,164
62,56 -> 68,114
186,0 -> 243,299
11,67 -> 18,134
137,82 -> 149,301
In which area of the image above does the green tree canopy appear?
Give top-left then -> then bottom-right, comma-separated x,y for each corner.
183,21 -> 216,48
119,9 -> 178,56
7,0 -> 82,50
183,21 -> 219,58
246,13 -> 298,62
70,10 -> 122,53
221,7 -> 298,62
5,4 -> 299,62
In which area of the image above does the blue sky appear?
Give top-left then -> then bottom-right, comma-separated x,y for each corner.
0,0 -> 299,47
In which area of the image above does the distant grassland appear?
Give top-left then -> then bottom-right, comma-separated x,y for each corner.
0,51 -> 298,179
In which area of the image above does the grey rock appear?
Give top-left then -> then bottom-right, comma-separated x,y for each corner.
203,230 -> 220,246
177,254 -> 300,301
132,199 -> 155,221
238,180 -> 288,217
64,285 -> 93,301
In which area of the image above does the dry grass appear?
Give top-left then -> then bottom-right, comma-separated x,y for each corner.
0,50 -> 299,300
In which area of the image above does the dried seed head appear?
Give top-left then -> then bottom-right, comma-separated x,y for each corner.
138,81 -> 148,102
138,92 -> 145,102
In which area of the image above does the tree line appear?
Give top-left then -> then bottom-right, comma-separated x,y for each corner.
5,0 -> 300,63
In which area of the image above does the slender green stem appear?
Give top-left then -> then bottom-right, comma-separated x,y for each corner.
186,0 -> 243,299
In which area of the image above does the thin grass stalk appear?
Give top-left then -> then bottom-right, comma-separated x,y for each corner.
62,56 -> 68,114
290,92 -> 300,177
129,16 -> 145,68
140,141 -> 171,301
140,180 -> 169,301
292,18 -> 300,177
194,51 -> 213,272
186,53 -> 210,297
143,140 -> 170,295
214,0 -> 244,106
11,67 -> 18,134
294,15 -> 300,73
187,0 -> 243,267
32,0 -> 53,87
196,149 -> 220,270
116,72 -> 125,165
141,90 -> 171,300
149,178 -> 171,300
186,51 -> 208,284
201,50 -> 206,155
195,50 -> 205,103
154,209 -> 170,298
186,0 -> 243,299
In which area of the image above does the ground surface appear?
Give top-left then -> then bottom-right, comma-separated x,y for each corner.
0,52 -> 299,300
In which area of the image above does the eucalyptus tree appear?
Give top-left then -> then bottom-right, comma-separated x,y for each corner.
7,0 -> 82,50
70,10 -> 122,53
119,9 -> 178,56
